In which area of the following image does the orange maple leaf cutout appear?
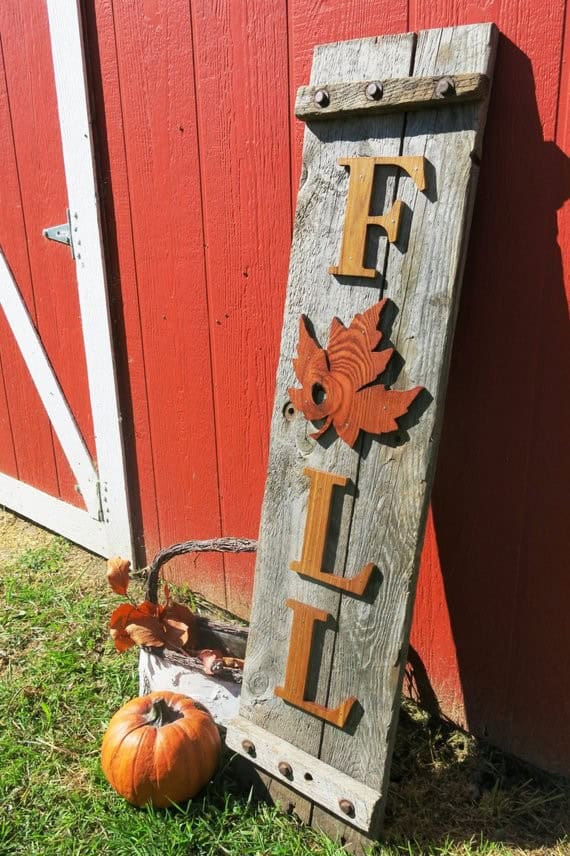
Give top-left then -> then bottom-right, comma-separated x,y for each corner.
289,300 -> 423,448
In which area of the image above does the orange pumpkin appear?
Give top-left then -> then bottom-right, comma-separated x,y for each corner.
101,691 -> 221,807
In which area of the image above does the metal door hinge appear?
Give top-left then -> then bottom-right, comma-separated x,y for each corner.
43,209 -> 75,258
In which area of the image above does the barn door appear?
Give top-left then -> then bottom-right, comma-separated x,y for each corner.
0,1 -> 132,561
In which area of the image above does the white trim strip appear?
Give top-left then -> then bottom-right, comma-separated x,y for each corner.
0,472 -> 108,556
0,251 -> 101,518
46,0 -> 133,560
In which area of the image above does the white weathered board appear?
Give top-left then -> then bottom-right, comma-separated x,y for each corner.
226,24 -> 497,849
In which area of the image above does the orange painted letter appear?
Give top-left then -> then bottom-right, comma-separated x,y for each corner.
275,598 -> 356,727
329,155 -> 426,278
290,467 -> 374,595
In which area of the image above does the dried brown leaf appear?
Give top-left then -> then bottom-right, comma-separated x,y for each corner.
125,615 -> 166,648
109,627 -> 136,652
106,557 -> 131,596
163,602 -> 197,648
162,618 -> 190,649
136,600 -> 161,617
109,602 -> 136,630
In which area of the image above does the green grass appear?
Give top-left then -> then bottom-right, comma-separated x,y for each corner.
0,532 -> 568,855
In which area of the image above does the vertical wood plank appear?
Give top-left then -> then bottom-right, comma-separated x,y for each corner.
0,251 -> 100,517
237,31 -> 416,835
189,0 -> 292,616
86,0 -> 160,563
0,42 -> 17,480
104,0 -> 225,601
0,29 -> 61,498
501,0 -> 570,769
0,0 -> 95,507
0,350 -> 17,480
313,26 -> 497,843
288,0 -> 409,205
406,0 -> 570,773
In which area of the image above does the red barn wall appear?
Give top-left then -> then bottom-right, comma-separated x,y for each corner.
0,0 -> 97,511
62,0 -> 570,774
87,0 -> 570,774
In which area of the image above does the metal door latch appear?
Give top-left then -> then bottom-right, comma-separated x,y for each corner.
43,209 -> 75,258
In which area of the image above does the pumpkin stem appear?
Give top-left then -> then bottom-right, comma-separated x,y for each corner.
145,697 -> 182,727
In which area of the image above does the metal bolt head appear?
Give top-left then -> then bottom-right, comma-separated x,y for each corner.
278,761 -> 293,779
435,76 -> 455,98
314,89 -> 330,108
241,739 -> 255,756
338,798 -> 355,817
365,81 -> 383,101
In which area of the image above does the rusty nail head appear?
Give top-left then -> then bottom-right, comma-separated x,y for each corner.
339,798 -> 355,817
278,761 -> 293,779
435,76 -> 455,97
314,89 -> 330,108
365,81 -> 383,101
241,740 -> 255,756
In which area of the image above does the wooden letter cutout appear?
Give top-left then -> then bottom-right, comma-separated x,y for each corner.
329,156 -> 426,278
275,598 -> 357,727
290,467 -> 374,594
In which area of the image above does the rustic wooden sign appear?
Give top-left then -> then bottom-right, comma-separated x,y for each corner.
226,23 -> 497,850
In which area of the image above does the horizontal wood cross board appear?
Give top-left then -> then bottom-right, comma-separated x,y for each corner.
226,23 -> 497,850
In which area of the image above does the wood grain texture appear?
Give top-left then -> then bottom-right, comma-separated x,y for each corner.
295,72 -> 489,120
0,39 -> 17,481
234,24 -> 497,847
87,0 -> 160,564
328,157 -> 427,277
237,31 -> 417,842
313,25 -> 497,845
287,0 -> 409,200
0,27 -> 60,497
0,0 -> 567,778
226,716 -> 383,831
274,598 -> 358,726
289,303 -> 422,448
0,251 -> 100,516
0,0 -> 95,507
100,0 -> 225,600
0,348 -> 17,479
46,0 -> 134,556
188,0 -> 292,615
289,468 -> 374,595
0,471 -> 108,555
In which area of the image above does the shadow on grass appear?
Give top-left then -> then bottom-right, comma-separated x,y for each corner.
219,698 -> 569,854
382,700 -> 569,852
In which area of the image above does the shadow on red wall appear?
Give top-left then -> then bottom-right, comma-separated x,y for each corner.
411,36 -> 570,774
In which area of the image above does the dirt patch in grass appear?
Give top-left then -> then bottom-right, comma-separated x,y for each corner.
0,508 -> 105,590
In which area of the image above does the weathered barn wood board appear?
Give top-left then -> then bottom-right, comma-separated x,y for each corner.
226,23 -> 496,849
295,72 -> 489,120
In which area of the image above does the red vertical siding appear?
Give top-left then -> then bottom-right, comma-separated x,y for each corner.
90,0 -> 226,602
0,1 -> 94,507
288,0 -> 409,196
188,0 -> 292,614
0,34 -> 51,486
85,0 -> 160,560
86,0 -> 569,771
2,1 -> 97,503
408,0 -> 570,771
1,0 -> 565,772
